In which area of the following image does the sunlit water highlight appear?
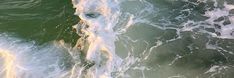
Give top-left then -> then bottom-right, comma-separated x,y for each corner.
0,50 -> 17,78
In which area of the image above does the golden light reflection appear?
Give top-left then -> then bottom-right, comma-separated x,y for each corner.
0,49 -> 17,78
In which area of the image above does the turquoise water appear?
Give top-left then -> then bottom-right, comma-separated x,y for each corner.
0,0 -> 234,78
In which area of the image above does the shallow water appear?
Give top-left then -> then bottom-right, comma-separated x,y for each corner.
1,0 -> 234,78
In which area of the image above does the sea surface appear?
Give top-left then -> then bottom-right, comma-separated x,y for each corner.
0,0 -> 234,78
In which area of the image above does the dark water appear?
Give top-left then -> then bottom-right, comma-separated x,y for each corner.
0,0 -> 78,45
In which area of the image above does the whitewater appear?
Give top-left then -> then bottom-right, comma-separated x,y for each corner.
1,0 -> 234,78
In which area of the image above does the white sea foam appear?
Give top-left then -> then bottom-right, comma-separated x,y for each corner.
71,0 -> 159,77
182,2 -> 234,39
0,33 -> 68,78
71,0 -> 234,77
72,0 -> 123,77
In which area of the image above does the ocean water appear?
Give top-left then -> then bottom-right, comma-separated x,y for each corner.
1,0 -> 234,78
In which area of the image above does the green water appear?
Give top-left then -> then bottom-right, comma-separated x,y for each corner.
1,0 -> 234,78
0,0 -> 78,45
